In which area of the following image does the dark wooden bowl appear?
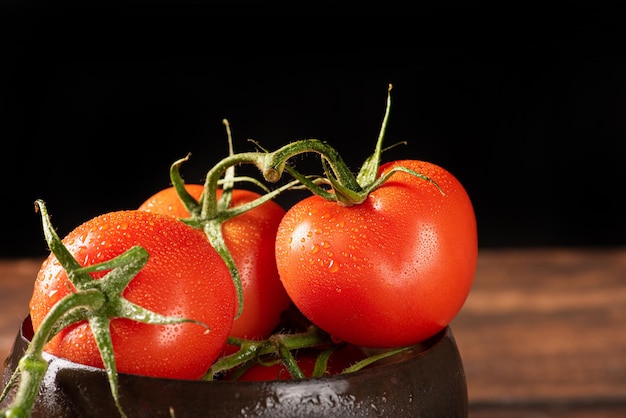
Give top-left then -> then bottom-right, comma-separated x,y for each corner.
2,316 -> 467,417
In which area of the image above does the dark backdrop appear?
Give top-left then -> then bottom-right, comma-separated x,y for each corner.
2,6 -> 626,258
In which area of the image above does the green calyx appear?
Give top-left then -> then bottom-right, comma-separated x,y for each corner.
260,84 -> 443,206
166,120 -> 302,320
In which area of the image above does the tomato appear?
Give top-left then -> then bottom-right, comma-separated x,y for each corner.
274,160 -> 477,348
138,184 -> 292,342
233,344 -> 367,381
29,210 -> 237,380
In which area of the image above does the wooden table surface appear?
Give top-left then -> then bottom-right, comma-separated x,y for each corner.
1,248 -> 625,417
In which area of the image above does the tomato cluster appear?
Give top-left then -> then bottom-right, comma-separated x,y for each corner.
1,86 -> 477,418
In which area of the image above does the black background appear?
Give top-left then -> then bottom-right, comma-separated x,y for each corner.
2,5 -> 626,258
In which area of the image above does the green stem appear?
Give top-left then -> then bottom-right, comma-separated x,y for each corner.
201,152 -> 267,219
203,325 -> 330,380
258,85 -> 442,204
1,290 -> 105,418
170,154 -> 203,218
203,220 -> 244,319
9,200 -> 201,418
341,346 -> 412,374
174,149 -> 302,318
262,139 -> 361,192
277,343 -> 305,379
356,83 -> 393,186
311,347 -> 334,378
203,340 -> 266,380
217,118 -> 236,212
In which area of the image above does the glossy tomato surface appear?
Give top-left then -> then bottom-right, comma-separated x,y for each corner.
275,160 -> 477,348
139,184 -> 291,341
29,210 -> 237,380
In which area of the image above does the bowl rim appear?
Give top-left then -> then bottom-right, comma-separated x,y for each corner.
2,316 -> 468,418
14,314 -> 452,384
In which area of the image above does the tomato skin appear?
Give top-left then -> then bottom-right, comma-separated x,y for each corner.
139,185 -> 292,342
137,184 -> 205,219
29,210 -> 237,380
275,160 -> 477,348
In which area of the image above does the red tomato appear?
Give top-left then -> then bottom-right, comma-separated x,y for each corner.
29,210 -> 237,380
275,160 -> 477,348
138,184 -> 292,342
234,344 -> 367,381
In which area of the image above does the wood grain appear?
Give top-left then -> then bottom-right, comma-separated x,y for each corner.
0,258 -> 41,373
2,248 -> 626,417
451,248 -> 626,416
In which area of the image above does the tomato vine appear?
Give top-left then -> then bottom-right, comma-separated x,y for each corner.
0,84 -> 476,417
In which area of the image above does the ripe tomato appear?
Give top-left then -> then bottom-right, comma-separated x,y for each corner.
275,160 -> 477,348
234,344 -> 367,381
138,184 -> 292,342
29,210 -> 237,380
